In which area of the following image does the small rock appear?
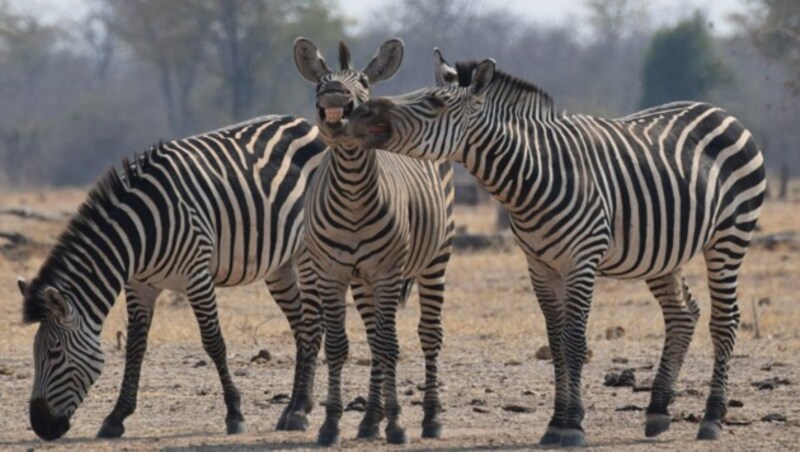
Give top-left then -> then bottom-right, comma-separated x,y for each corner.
270,393 -> 291,404
194,359 -> 207,368
757,297 -> 771,306
534,345 -> 551,360
633,377 -> 653,392
250,349 -> 271,364
473,406 -> 490,414
605,326 -> 626,340
404,388 -> 414,396
724,415 -> 753,426
760,362 -> 788,371
410,399 -> 423,406
615,404 -> 644,412
505,359 -> 522,366
728,399 -> 744,408
751,377 -> 792,390
196,388 -> 209,396
485,388 -> 494,393
611,357 -> 629,364
0,365 -> 13,376
604,369 -> 635,387
469,399 -> 487,406
502,404 -> 534,413
678,388 -> 702,398
233,369 -> 248,377
15,372 -> 30,380
355,358 -> 371,366
682,412 -> 701,423
345,396 -> 367,411
761,413 -> 787,422
522,390 -> 534,396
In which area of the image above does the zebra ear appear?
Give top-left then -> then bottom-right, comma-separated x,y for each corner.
470,58 -> 496,96
363,38 -> 404,84
17,277 -> 28,296
293,37 -> 330,83
433,47 -> 457,87
44,287 -> 70,320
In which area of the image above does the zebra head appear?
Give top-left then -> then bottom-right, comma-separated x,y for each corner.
348,54 -> 497,161
18,277 -> 104,440
293,37 -> 404,146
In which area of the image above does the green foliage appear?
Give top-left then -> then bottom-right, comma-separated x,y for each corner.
639,13 -> 728,108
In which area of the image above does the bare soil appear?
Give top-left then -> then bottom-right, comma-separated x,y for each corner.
1,189 -> 799,451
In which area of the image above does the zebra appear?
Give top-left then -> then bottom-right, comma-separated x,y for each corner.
293,38 -> 456,445
347,52 -> 766,447
16,115 -> 329,440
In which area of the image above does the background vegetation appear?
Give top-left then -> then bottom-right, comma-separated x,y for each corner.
0,0 -> 796,193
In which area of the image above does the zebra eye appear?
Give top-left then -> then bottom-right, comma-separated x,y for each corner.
359,76 -> 369,88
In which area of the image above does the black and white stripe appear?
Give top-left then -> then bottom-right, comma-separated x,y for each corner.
348,54 -> 766,446
18,115 -> 327,440
294,38 -> 455,445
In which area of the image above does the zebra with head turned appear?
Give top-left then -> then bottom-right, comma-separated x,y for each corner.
16,115 -> 331,440
347,51 -> 766,447
293,38 -> 455,445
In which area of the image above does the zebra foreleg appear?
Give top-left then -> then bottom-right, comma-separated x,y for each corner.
351,283 -> 386,440
267,260 -> 314,432
644,272 -> 699,437
557,267 -> 596,448
374,275 -> 407,445
187,272 -> 245,435
417,269 -> 446,439
698,245 -> 744,440
530,268 -> 568,447
317,277 -> 349,446
97,283 -> 161,438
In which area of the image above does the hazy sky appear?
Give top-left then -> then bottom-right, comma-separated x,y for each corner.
24,0 -> 749,36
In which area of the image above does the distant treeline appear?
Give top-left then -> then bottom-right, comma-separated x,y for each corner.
0,0 -> 797,187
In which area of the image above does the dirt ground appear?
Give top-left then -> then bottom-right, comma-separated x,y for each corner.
1,188 -> 799,451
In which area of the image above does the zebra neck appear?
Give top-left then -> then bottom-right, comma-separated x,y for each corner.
328,145 -> 383,202
460,118 -> 558,216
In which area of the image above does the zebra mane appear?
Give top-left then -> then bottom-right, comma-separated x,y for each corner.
455,61 -> 555,118
22,144 -> 162,324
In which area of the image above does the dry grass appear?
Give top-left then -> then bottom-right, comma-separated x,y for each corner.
1,189 -> 799,450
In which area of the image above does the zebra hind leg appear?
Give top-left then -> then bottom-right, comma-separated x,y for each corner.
417,270 -> 446,439
187,273 -> 245,434
351,283 -> 387,440
317,278 -> 349,446
266,260 -> 315,432
697,244 -> 746,440
97,283 -> 161,438
644,272 -> 700,438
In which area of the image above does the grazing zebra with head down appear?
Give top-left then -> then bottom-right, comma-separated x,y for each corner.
348,52 -> 766,447
17,115 -> 329,440
293,38 -> 455,445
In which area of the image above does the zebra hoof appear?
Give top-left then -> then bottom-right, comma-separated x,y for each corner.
282,412 -> 309,432
421,420 -> 442,439
226,418 -> 245,435
645,413 -> 672,437
385,425 -> 408,445
559,428 -> 587,448
538,426 -> 561,447
317,424 -> 340,446
97,420 -> 124,439
356,422 -> 381,439
697,420 -> 722,440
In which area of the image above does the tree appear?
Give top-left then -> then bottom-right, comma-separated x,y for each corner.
639,13 -> 728,108
99,0 -> 213,136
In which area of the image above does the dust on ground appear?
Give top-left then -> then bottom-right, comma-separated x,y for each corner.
1,188 -> 799,450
